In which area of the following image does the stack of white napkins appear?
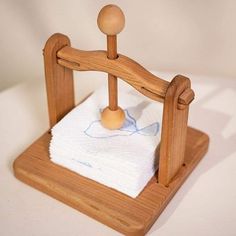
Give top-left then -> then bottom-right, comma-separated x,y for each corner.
50,83 -> 163,198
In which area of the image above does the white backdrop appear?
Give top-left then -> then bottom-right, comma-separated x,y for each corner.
1,0 -> 236,91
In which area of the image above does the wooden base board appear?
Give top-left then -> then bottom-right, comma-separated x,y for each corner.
13,127 -> 209,236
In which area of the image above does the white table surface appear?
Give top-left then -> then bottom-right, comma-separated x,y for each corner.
1,72 -> 236,236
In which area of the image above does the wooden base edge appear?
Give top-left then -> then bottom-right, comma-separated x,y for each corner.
13,127 -> 209,236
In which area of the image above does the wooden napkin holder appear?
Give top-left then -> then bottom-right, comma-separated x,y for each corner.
13,5 -> 209,236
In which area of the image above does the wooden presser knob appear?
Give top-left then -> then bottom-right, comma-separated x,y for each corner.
97,4 -> 125,36
97,5 -> 125,130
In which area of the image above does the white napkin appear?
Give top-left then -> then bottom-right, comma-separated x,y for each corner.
50,82 -> 163,198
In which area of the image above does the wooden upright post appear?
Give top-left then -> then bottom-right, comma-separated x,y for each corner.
158,75 -> 192,186
43,33 -> 75,128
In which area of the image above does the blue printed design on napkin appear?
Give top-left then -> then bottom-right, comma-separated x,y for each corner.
84,109 -> 159,139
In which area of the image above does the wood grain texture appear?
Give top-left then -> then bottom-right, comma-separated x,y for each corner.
43,34 -> 75,128
108,73 -> 118,111
107,35 -> 118,111
97,4 -> 125,36
107,35 -> 118,59
158,75 -> 191,186
19,26 -> 205,235
57,47 -> 194,106
57,46 -> 169,101
13,127 -> 209,236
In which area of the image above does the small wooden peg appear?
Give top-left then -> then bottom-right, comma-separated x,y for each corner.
98,5 -> 125,130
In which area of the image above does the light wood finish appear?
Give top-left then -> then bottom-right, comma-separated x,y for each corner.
159,75 -> 191,186
57,47 -> 194,106
108,73 -> 118,110
57,47 -> 168,100
107,35 -> 118,59
43,34 -> 75,128
45,33 -> 195,186
178,88 -> 195,105
101,35 -> 125,129
13,5 -> 209,235
101,107 -> 125,130
13,127 -> 209,236
97,4 -> 125,36
98,6 -> 126,129
107,35 -> 118,111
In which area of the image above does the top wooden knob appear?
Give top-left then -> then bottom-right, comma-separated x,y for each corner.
97,5 -> 125,36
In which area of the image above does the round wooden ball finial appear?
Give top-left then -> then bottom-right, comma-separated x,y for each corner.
97,4 -> 125,35
101,107 -> 125,130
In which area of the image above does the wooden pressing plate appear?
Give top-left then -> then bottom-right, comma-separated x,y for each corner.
13,127 -> 209,236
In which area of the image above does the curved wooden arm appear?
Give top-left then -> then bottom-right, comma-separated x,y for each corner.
57,46 -> 194,106
57,46 -> 169,102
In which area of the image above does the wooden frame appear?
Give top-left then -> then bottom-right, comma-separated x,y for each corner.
13,33 -> 209,236
49,34 -> 195,186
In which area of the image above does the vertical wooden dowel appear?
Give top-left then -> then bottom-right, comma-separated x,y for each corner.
107,35 -> 118,111
97,4 -> 125,129
108,74 -> 118,111
107,35 -> 117,59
